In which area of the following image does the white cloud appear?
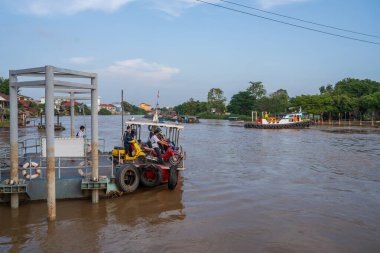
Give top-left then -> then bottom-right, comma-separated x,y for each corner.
10,0 -> 220,17
255,0 -> 311,9
102,59 -> 180,82
7,0 -> 311,17
151,0 -> 221,16
67,57 -> 95,65
20,0 -> 135,16
151,0 -> 197,17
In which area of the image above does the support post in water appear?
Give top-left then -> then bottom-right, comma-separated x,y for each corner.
372,111 -> 374,127
91,75 -> 99,203
70,92 -> 75,138
45,66 -> 56,221
9,73 -> 19,209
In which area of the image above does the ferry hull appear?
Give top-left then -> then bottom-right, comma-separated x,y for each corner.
244,121 -> 314,129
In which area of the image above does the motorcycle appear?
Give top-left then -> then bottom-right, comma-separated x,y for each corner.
143,143 -> 183,166
111,139 -> 146,166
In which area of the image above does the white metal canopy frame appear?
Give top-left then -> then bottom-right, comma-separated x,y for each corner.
9,65 -> 99,221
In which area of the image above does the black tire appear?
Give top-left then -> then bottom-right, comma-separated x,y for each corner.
168,165 -> 178,190
169,154 -> 180,166
115,164 -> 140,193
140,165 -> 162,187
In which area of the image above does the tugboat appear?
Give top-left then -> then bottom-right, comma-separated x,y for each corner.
244,110 -> 314,129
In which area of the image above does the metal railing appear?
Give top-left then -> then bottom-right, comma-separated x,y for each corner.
0,137 -> 109,182
1,153 -> 113,182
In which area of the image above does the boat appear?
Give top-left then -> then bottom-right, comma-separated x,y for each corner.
178,116 -> 199,123
228,116 -> 245,123
244,111 -> 314,129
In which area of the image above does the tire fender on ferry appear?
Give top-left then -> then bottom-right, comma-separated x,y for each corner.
78,161 -> 92,177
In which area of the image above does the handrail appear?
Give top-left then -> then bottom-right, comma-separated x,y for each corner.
0,153 -> 113,181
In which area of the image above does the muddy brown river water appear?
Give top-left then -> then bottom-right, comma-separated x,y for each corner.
1,116 -> 380,253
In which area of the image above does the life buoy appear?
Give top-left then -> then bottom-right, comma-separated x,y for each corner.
22,162 -> 41,179
78,161 -> 92,177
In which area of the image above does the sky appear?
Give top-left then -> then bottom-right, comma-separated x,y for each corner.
0,0 -> 379,107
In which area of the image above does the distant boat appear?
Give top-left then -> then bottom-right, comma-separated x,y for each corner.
178,116 -> 199,123
228,116 -> 244,123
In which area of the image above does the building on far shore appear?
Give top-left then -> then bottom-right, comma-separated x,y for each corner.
0,93 -> 9,110
99,104 -> 116,113
18,94 -> 33,102
139,103 -> 151,112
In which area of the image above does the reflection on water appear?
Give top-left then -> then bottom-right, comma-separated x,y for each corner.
1,117 -> 380,252
0,180 -> 185,253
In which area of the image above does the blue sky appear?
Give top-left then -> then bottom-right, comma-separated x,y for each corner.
0,0 -> 379,107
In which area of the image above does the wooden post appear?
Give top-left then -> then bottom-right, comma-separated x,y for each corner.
338,112 -> 341,126
321,112 -> 324,125
328,112 -> 332,126
372,111 -> 375,127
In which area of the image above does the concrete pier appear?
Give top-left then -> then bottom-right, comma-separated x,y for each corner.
8,66 -> 99,220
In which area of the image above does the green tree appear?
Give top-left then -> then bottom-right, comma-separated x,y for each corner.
361,92 -> 380,111
0,77 -> 9,95
247,81 -> 266,100
186,98 -> 197,115
319,84 -> 333,94
98,108 -> 112,115
334,78 -> 380,97
332,94 -> 358,114
268,89 -> 289,114
291,94 -> 334,115
227,91 -> 253,115
207,88 -> 226,114
121,101 -> 145,115
174,98 -> 207,115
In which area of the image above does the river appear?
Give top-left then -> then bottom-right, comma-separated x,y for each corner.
1,116 -> 380,253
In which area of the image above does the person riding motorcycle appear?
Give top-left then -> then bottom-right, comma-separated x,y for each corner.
150,128 -> 169,164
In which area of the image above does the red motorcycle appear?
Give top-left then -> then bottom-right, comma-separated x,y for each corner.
143,144 -> 183,166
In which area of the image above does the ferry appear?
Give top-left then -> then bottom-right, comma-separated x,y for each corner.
244,111 -> 314,129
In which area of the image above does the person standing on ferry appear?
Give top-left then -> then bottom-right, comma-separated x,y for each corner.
76,125 -> 86,138
123,126 -> 134,156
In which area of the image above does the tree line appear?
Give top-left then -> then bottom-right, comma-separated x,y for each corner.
3,76 -> 379,120
174,78 -> 380,120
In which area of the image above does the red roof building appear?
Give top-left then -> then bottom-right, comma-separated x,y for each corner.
62,101 -> 80,107
99,104 -> 116,113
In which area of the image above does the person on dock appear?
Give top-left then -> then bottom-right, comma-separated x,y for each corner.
76,125 -> 86,138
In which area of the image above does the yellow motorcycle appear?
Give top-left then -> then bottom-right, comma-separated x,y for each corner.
112,139 -> 146,165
